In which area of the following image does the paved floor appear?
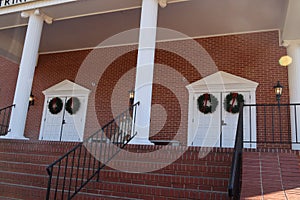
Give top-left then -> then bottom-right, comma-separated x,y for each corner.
241,151 -> 300,200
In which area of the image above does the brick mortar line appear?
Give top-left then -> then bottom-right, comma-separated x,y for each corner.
277,153 -> 288,200
259,152 -> 264,200
102,169 -> 230,180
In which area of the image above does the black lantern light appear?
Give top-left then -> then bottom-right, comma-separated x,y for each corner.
29,93 -> 35,106
274,81 -> 283,104
129,90 -> 135,107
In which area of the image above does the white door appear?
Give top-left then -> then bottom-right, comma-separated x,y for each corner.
41,96 -> 82,142
192,93 -> 221,147
60,97 -> 85,142
192,92 -> 250,148
221,92 -> 250,147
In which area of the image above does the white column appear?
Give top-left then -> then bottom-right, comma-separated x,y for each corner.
2,10 -> 52,139
285,40 -> 300,149
130,0 -> 160,145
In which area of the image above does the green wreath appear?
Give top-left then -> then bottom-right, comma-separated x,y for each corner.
224,93 -> 244,114
197,93 -> 218,114
65,97 -> 80,115
48,97 -> 63,114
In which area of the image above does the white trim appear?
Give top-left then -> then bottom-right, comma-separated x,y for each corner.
0,0 -> 76,15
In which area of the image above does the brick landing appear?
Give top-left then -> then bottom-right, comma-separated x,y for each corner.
241,151 -> 300,200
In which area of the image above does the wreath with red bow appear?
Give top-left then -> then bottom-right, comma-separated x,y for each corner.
224,92 -> 244,114
197,93 -> 218,114
65,97 -> 80,115
48,97 -> 63,114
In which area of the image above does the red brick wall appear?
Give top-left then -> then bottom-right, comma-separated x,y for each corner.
0,56 -> 18,107
1,30 -> 289,144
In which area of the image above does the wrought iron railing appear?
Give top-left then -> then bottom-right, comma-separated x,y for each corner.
46,102 -> 139,200
0,104 -> 15,136
243,103 -> 300,148
228,103 -> 243,199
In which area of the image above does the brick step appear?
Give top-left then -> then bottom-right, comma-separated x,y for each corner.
0,156 -> 231,180
0,181 -> 129,200
0,170 -> 228,200
0,139 -> 233,163
0,161 -> 48,176
0,152 -> 64,165
0,170 -> 48,188
83,179 -> 228,200
103,161 -> 231,177
0,181 -> 46,200
0,139 -> 79,155
0,164 -> 229,193
97,169 -> 229,191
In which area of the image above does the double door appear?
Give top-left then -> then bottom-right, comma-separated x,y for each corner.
41,96 -> 84,142
192,92 -> 249,147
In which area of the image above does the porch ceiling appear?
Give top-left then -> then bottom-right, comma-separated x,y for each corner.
0,0 -> 289,63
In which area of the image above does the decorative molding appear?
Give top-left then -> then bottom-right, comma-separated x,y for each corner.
282,40 -> 300,47
157,0 -> 167,8
21,9 -> 53,24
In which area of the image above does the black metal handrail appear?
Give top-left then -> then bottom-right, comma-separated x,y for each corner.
46,102 -> 139,200
0,104 -> 15,136
228,103 -> 243,199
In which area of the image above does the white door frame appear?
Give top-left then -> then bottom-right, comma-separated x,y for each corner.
186,71 -> 259,148
39,80 -> 90,141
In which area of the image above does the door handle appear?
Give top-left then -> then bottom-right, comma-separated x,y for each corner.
62,119 -> 66,125
221,120 -> 227,126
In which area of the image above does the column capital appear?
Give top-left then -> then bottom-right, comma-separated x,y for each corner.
21,9 -> 53,24
282,40 -> 300,48
157,0 -> 168,8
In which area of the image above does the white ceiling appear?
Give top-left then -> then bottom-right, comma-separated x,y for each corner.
0,0 -> 290,63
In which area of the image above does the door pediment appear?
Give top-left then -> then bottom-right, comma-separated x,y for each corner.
43,80 -> 90,96
186,71 -> 258,92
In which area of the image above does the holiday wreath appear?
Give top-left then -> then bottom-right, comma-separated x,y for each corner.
65,97 -> 80,115
48,97 -> 63,114
224,92 -> 244,114
197,93 -> 218,114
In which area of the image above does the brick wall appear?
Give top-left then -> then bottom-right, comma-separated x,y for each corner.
1,30 -> 289,144
0,56 -> 18,108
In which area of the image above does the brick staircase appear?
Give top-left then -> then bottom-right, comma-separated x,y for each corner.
0,139 -> 233,199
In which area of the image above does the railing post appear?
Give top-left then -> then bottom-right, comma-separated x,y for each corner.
228,103 -> 244,199
46,166 -> 53,200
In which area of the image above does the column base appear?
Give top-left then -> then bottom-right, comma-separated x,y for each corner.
129,137 -> 154,145
292,144 -> 300,150
0,134 -> 29,140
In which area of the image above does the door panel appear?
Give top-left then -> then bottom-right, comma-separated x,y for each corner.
221,92 -> 250,148
42,97 -> 65,141
192,93 -> 221,147
60,97 -> 84,142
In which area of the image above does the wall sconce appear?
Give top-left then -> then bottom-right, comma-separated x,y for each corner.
29,93 -> 35,106
274,81 -> 283,104
129,90 -> 135,107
